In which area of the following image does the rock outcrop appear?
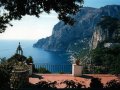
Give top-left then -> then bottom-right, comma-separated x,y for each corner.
90,26 -> 109,49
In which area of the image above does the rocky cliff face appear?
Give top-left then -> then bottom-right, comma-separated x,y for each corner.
90,26 -> 109,49
90,25 -> 120,49
34,5 -> 120,52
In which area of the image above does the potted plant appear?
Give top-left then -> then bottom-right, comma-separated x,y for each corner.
70,53 -> 79,64
75,59 -> 80,65
70,53 -> 81,65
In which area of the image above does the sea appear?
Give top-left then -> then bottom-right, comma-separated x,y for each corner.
0,40 -> 71,65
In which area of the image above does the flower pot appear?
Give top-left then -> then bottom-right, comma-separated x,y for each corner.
75,60 -> 80,65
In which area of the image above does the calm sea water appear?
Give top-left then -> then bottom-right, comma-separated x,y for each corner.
0,40 -> 71,65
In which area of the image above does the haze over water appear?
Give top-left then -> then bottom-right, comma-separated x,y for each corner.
0,40 -> 71,65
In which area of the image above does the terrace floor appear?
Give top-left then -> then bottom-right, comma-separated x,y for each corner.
29,74 -> 119,88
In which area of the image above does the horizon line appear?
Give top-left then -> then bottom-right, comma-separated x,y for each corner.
0,39 -> 39,41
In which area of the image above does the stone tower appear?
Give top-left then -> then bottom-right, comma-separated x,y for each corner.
16,42 -> 23,55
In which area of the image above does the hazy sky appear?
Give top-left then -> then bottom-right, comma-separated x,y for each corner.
0,0 -> 120,40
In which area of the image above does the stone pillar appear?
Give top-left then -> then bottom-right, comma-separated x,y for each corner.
28,63 -> 33,76
72,64 -> 83,76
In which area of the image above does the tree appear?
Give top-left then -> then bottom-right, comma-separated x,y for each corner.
0,54 -> 31,89
26,56 -> 33,64
91,44 -> 120,74
0,58 -> 13,89
90,78 -> 103,88
0,14 -> 12,33
8,54 -> 27,62
0,0 -> 84,33
105,79 -> 120,88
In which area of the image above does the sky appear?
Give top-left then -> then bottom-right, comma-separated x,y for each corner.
0,0 -> 120,40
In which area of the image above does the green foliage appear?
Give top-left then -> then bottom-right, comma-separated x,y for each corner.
8,54 -> 34,65
0,54 -> 32,89
105,79 -> 120,88
0,58 -> 13,89
22,81 -> 57,89
90,16 -> 120,74
61,80 -> 84,88
0,14 -> 12,33
8,54 -> 27,62
90,78 -> 103,88
26,56 -> 33,64
0,0 -> 84,32
91,45 -> 120,74
82,66 -> 90,74
93,67 -> 105,74
20,78 -> 120,89
36,81 -> 57,89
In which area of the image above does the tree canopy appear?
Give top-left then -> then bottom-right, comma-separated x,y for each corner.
0,0 -> 84,33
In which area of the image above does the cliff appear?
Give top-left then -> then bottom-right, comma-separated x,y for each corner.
90,16 -> 120,49
90,26 -> 108,49
34,5 -> 120,52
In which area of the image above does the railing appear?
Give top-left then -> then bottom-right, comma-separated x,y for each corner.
85,65 -> 110,74
34,63 -> 72,74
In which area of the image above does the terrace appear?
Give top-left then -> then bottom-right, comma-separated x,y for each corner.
29,74 -> 119,88
27,63 -> 120,89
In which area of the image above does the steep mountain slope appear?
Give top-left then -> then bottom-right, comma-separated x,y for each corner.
34,5 -> 120,52
90,16 -> 120,49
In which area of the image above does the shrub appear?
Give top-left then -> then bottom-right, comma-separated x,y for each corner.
90,78 -> 103,88
61,80 -> 84,88
105,79 -> 120,88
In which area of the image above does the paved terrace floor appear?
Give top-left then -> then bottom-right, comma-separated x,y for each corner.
29,74 -> 119,88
